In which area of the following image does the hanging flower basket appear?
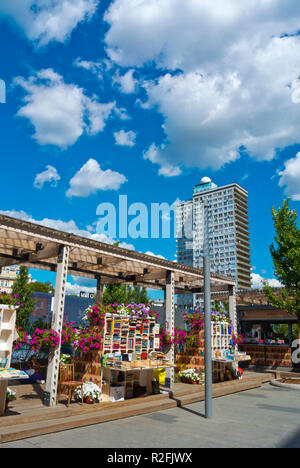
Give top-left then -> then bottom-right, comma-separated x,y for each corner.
13,328 -> 29,351
74,329 -> 102,353
29,329 -> 60,352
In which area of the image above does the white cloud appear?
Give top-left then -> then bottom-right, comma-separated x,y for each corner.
0,0 -> 99,46
66,282 -> 96,295
66,158 -> 127,198
114,129 -> 137,147
113,69 -> 138,94
0,208 -> 135,251
73,58 -> 104,79
104,0 -> 300,175
105,0 -> 300,71
278,152 -> 300,201
144,251 -> 165,260
251,273 -> 282,290
143,143 -> 181,177
14,69 -> 115,148
34,165 -> 61,189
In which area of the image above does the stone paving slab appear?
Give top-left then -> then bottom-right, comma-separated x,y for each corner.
1,384 -> 299,448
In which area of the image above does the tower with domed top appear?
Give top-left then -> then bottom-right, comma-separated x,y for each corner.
176,176 -> 251,308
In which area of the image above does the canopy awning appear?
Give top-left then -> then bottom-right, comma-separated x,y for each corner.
0,214 -> 235,294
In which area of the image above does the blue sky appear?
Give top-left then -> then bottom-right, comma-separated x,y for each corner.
1,0 -> 300,296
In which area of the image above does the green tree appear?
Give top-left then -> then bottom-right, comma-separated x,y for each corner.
103,284 -> 130,305
12,266 -> 35,330
102,284 -> 152,305
263,198 -> 300,341
29,281 -> 55,294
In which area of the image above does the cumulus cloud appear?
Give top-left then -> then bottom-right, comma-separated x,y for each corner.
278,152 -> 300,201
0,208 -> 135,251
104,0 -> 300,70
0,0 -> 99,46
251,273 -> 282,290
143,143 -> 181,177
104,0 -> 300,174
73,58 -> 105,79
113,69 -> 138,94
66,158 -> 127,198
14,69 -> 115,148
34,165 -> 61,189
114,129 -> 137,147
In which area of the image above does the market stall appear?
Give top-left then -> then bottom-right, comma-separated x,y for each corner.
73,304 -> 174,402
238,305 -> 297,369
0,213 -> 237,411
176,311 -> 250,383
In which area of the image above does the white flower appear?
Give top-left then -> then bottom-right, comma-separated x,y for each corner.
74,382 -> 101,401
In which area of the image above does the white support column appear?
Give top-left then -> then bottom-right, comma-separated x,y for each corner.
229,285 -> 237,335
165,270 -> 175,389
44,245 -> 69,407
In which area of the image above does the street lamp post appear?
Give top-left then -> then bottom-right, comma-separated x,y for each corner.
203,202 -> 213,419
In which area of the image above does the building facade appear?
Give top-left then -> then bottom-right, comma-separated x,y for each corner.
0,266 -> 20,293
177,177 -> 251,308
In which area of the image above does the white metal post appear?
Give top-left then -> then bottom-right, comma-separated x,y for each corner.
165,270 -> 175,389
229,285 -> 237,334
44,245 -> 69,407
203,202 -> 213,419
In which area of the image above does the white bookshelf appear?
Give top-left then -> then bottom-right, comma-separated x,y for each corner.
211,322 -> 231,359
0,305 -> 17,415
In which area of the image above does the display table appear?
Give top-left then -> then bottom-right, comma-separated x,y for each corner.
240,344 -> 292,368
0,368 -> 29,382
102,363 -> 175,401
213,355 -> 251,363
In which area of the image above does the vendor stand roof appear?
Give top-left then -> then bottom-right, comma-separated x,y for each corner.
0,214 -> 235,294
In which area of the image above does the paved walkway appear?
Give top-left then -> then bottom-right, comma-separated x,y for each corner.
1,384 -> 300,448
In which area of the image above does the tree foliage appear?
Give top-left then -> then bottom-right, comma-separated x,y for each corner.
30,281 -> 55,294
263,198 -> 300,337
103,284 -> 151,305
12,266 -> 35,330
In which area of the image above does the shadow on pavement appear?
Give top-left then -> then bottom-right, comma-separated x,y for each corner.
278,428 -> 300,448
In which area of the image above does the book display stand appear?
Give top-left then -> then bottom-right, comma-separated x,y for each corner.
74,314 -> 169,402
0,306 -> 17,415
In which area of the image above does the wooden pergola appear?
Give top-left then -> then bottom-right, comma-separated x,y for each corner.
0,214 -> 237,407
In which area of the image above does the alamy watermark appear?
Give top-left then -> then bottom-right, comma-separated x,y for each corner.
292,339 -> 300,364
0,79 -> 6,104
96,195 -> 191,241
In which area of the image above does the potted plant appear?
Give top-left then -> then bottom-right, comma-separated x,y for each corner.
0,291 -> 24,309
178,369 -> 200,385
74,382 -> 101,404
5,388 -> 16,412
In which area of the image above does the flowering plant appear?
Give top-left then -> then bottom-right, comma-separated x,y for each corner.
231,333 -> 245,346
74,329 -> 102,353
178,369 -> 200,383
29,329 -> 60,352
0,291 -> 24,309
110,303 -> 159,319
74,382 -> 101,402
6,388 -> 16,402
84,303 -> 111,326
184,334 -> 202,352
183,310 -> 232,329
13,328 -> 29,351
61,321 -> 77,345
